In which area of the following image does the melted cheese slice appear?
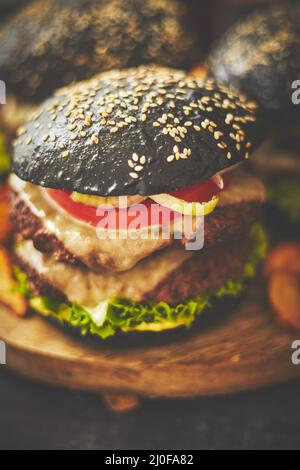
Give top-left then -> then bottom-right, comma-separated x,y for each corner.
16,240 -> 192,306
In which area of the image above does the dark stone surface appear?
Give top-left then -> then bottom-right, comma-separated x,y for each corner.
0,368 -> 300,450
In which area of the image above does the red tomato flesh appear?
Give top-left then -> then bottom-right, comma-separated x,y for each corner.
46,177 -> 227,229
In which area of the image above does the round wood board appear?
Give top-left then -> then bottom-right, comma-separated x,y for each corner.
1,284 -> 300,407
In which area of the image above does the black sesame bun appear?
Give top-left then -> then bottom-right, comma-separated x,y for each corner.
13,66 -> 265,197
208,2 -> 300,120
0,0 -> 201,103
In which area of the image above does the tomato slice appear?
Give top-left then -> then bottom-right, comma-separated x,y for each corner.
46,189 -> 179,230
171,176 -> 228,203
46,177 -> 226,230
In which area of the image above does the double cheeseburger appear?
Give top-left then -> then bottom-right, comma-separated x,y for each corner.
10,66 -> 266,339
0,0 -> 201,135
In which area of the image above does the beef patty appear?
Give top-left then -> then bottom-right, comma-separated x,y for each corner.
15,234 -> 251,306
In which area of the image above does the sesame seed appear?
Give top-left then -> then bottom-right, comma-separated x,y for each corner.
167,155 -> 175,163
129,172 -> 139,179
135,165 -> 143,172
91,135 -> 99,144
42,134 -> 49,142
85,116 -> 92,126
132,153 -> 139,162
62,151 -> 70,158
225,114 -> 234,125
214,131 -> 223,140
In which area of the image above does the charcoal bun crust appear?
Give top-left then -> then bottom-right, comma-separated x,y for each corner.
209,4 -> 300,118
13,66 -> 265,197
0,0 -> 200,102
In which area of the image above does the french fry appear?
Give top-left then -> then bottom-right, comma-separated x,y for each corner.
0,185 -> 12,244
264,244 -> 300,278
269,272 -> 300,330
0,246 -> 27,316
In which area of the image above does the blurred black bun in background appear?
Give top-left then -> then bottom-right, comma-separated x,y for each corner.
0,0 -> 202,103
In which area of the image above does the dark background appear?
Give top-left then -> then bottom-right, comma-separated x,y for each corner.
1,368 -> 300,450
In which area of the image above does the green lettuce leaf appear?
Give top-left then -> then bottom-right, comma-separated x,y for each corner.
0,133 -> 10,176
268,179 -> 300,226
17,223 -> 267,340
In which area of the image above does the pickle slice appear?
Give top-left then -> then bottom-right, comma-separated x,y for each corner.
71,192 -> 146,208
149,194 -> 219,216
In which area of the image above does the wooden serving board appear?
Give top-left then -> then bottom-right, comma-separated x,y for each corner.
1,284 -> 300,411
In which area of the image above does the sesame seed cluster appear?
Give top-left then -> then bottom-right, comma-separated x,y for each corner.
0,0 -> 200,102
13,65 -> 264,197
209,4 -> 300,116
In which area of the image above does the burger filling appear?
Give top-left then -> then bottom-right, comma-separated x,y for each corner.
14,224 -> 267,338
10,166 -> 266,338
10,170 -> 266,271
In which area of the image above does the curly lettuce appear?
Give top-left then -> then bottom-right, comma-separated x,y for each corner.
268,179 -> 300,226
0,133 -> 10,176
14,224 -> 267,340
